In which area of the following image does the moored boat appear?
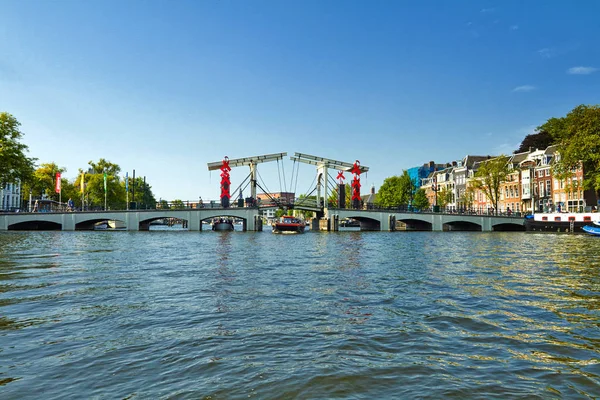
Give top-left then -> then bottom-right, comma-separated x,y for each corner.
108,220 -> 126,229
582,224 -> 600,236
525,212 -> 600,232
273,216 -> 305,234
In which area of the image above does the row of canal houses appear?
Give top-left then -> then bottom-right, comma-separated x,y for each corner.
414,145 -> 596,214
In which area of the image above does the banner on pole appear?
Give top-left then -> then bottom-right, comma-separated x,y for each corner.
55,172 -> 61,193
104,173 -> 107,193
80,172 -> 85,193
126,172 -> 129,192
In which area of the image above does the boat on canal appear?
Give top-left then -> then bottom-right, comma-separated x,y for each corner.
212,218 -> 234,231
525,212 -> 600,233
273,216 -> 305,234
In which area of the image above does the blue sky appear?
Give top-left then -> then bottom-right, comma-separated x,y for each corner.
1,0 -> 599,201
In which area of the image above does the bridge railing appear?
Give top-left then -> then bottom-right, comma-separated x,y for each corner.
329,203 -> 524,218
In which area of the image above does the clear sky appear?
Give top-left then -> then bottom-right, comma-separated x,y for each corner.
1,0 -> 599,201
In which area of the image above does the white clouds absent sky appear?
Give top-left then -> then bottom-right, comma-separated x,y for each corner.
567,66 -> 598,75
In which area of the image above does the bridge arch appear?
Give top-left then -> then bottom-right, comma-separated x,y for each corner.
8,220 -> 62,230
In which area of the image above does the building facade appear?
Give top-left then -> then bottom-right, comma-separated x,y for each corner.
1,181 -> 22,211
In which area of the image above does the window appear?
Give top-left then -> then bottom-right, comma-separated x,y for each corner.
545,169 -> 550,177
546,180 -> 551,195
584,216 -> 591,222
555,217 -> 561,221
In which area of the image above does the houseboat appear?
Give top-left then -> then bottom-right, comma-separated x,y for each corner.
525,212 -> 600,232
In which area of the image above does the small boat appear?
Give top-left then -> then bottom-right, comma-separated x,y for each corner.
273,216 -> 305,234
108,220 -> 126,229
212,218 -> 234,231
583,224 -> 600,236
340,219 -> 360,228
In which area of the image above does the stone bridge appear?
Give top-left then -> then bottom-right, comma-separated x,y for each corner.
324,208 -> 525,232
0,208 -> 262,231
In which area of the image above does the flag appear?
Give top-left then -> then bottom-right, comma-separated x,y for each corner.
80,172 -> 85,193
104,172 -> 107,193
55,172 -> 61,193
126,172 -> 129,192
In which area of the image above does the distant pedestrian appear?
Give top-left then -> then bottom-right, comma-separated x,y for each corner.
67,198 -> 74,211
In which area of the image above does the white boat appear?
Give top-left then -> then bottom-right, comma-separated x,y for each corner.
108,220 -> 126,229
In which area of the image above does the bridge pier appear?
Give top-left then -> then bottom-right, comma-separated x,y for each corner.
432,215 -> 444,232
126,213 -> 139,231
189,211 -> 200,231
61,214 -> 76,231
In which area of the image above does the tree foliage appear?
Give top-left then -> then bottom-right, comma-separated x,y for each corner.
29,162 -> 65,200
412,188 -> 429,210
327,184 -> 351,208
539,104 -> 600,195
378,171 -> 414,207
0,112 -> 36,185
471,156 -> 510,213
437,186 -> 453,208
514,130 -> 554,154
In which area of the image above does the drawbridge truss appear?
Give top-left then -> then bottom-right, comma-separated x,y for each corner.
290,153 -> 369,209
207,153 -> 287,206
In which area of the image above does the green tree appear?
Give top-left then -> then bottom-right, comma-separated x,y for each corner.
81,159 -> 126,209
471,156 -> 510,214
539,104 -> 600,196
0,112 -> 36,185
327,184 -> 351,208
60,179 -> 80,208
378,171 -> 414,207
437,186 -> 453,208
24,162 -> 65,200
296,194 -> 314,219
514,130 -> 554,154
460,186 -> 476,210
171,199 -> 185,209
412,188 -> 429,210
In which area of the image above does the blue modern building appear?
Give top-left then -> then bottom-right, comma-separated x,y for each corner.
407,161 -> 446,188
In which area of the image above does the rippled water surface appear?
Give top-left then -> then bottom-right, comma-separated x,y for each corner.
1,230 -> 600,399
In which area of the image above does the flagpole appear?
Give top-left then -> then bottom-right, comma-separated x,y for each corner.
126,172 -> 129,210
104,172 -> 107,211
81,172 -> 85,211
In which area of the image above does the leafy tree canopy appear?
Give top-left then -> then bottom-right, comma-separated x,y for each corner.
0,112 -> 36,185
514,130 -> 554,154
30,162 -> 65,200
539,104 -> 600,194
472,155 -> 510,213
378,171 -> 414,207
412,188 -> 429,210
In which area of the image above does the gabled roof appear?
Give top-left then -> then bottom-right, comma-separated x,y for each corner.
545,144 -> 559,155
510,151 -> 529,164
463,155 -> 492,168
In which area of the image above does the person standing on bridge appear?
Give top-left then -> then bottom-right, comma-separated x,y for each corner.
67,198 -> 74,211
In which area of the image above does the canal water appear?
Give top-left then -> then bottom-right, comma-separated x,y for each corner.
1,229 -> 599,399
